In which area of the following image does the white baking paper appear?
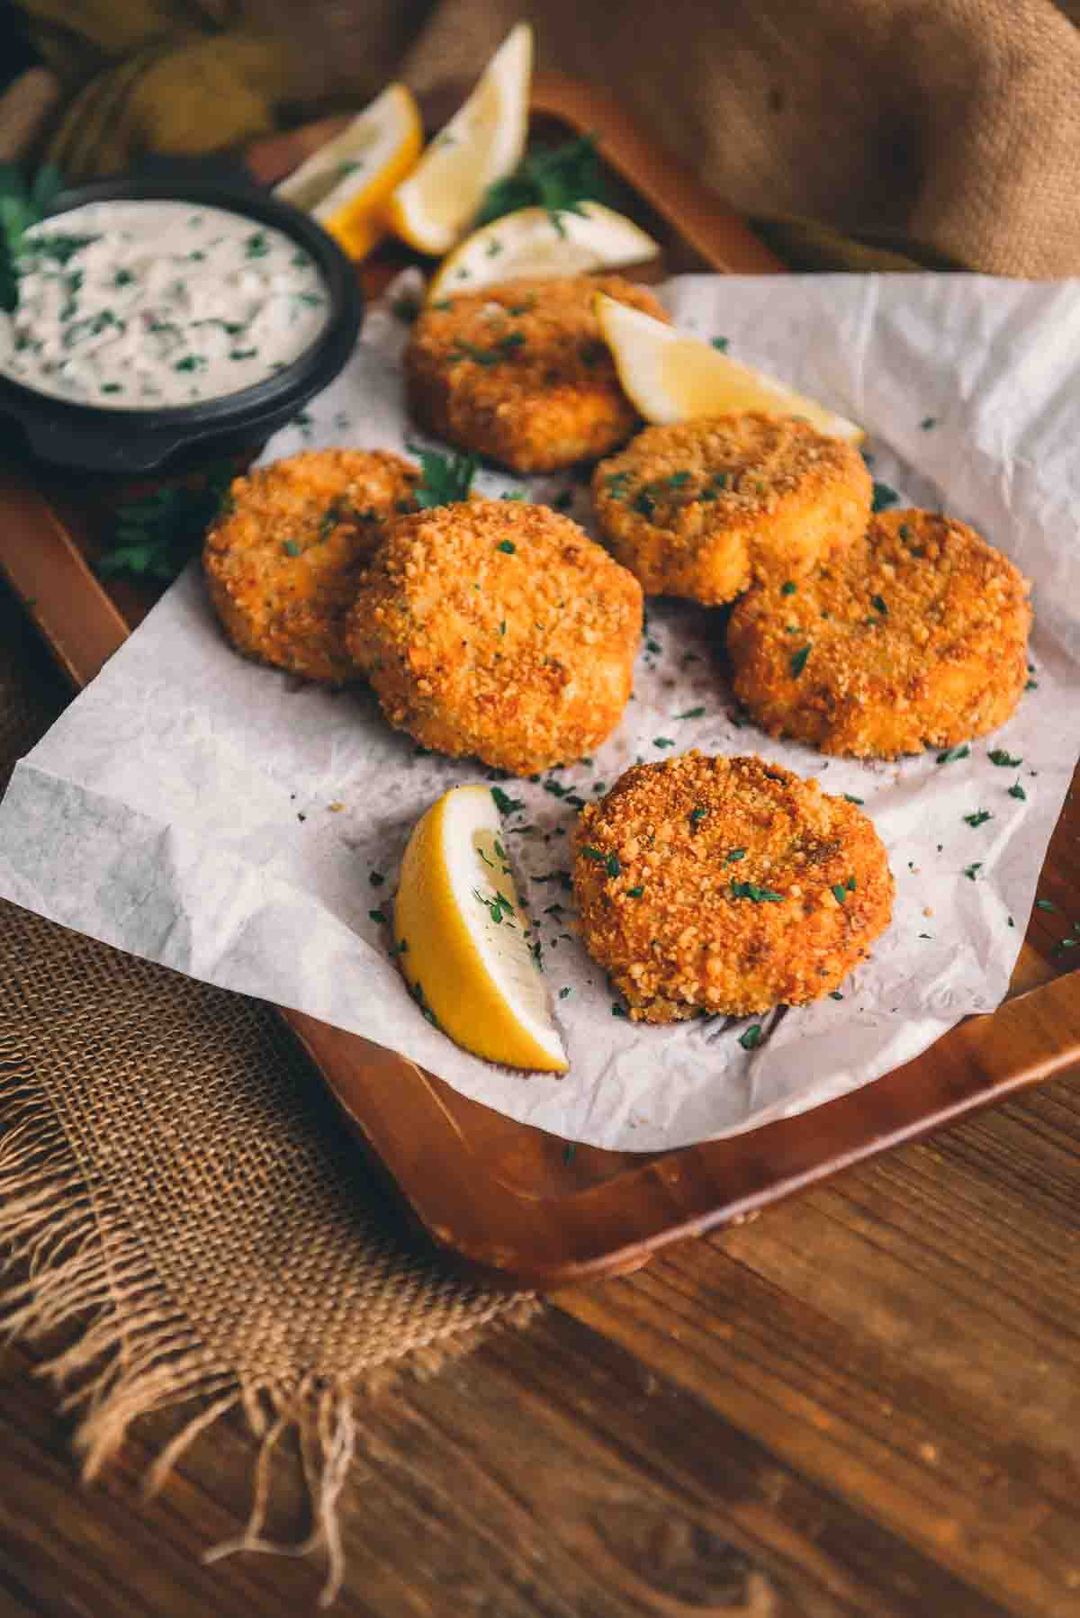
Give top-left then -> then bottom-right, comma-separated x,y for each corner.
1,273 -> 1078,1151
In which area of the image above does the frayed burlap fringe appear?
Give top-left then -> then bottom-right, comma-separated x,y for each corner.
0,1037 -> 540,1605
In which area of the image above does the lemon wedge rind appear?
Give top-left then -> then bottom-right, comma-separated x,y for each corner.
387,23 -> 533,257
426,201 -> 660,302
394,783 -> 568,1073
595,293 -> 864,443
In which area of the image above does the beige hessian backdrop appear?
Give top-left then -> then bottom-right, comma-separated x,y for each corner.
18,0 -> 1080,276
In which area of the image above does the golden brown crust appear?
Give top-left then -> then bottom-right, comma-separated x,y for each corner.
405,275 -> 669,473
346,500 -> 643,774
203,449 -> 419,682
727,508 -> 1032,758
591,413 -> 873,605
572,752 -> 894,1021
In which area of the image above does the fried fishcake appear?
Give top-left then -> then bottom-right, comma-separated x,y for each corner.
591,413 -> 872,605
727,509 -> 1031,758
573,752 -> 893,1021
346,500 -> 643,774
405,275 -> 669,473
204,449 -> 419,682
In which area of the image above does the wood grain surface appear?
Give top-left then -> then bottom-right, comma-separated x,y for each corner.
3,1066 -> 1079,1615
1,75 -> 1078,1618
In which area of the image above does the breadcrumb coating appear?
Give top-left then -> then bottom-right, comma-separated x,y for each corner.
204,449 -> 419,682
405,275 -> 669,473
573,752 -> 893,1021
727,508 -> 1031,757
346,500 -> 643,774
591,413 -> 872,605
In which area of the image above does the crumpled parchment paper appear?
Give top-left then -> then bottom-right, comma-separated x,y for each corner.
1,272 -> 1077,1150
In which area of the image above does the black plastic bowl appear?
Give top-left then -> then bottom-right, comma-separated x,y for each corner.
0,172 -> 363,475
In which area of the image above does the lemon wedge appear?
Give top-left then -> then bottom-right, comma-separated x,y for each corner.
427,201 -> 660,301
274,84 -> 423,261
595,293 -> 864,443
386,23 -> 533,257
394,784 -> 568,1072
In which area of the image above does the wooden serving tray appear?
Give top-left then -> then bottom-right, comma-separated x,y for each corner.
1,76 -> 1077,1288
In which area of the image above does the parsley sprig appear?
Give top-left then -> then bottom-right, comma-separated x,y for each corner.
0,161 -> 67,313
477,133 -> 608,234
412,447 -> 477,510
98,465 -> 235,581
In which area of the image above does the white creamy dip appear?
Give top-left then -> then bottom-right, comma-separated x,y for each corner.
0,199 -> 330,410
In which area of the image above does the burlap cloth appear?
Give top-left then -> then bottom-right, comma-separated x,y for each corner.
15,0 -> 1080,276
0,583 -> 538,1602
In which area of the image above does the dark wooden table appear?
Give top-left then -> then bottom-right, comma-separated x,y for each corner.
3,1068 -> 1079,1616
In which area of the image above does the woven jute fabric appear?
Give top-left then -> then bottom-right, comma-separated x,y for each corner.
19,0 -> 1080,276
0,586 -> 538,1602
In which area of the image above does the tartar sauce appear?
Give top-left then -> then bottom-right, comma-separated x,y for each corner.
0,200 -> 330,410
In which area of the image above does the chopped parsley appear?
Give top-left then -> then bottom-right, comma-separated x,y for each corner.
452,331 -> 525,366
871,481 -> 899,511
780,581 -> 797,596
920,416 -> 938,430
605,853 -> 622,878
738,1024 -> 763,1050
936,744 -> 970,764
1008,781 -> 1027,801
726,848 -> 746,862
604,470 -> 633,500
473,887 -> 515,926
730,880 -> 783,903
675,706 -> 706,720
626,885 -> 645,899
843,793 -> 864,805
689,806 -> 709,829
245,231 -> 270,258
963,863 -> 982,881
711,336 -> 730,352
1035,897 -> 1057,913
491,786 -> 524,816
870,594 -> 888,615
282,539 -> 303,557
653,737 -> 675,749
558,986 -> 572,999
497,539 -> 516,554
368,908 -> 387,924
790,644 -> 812,678
963,810 -> 993,827
988,749 -> 1022,768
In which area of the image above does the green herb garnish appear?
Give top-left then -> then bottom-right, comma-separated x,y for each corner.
730,880 -> 783,903
963,809 -> 992,827
1008,781 -> 1027,801
936,744 -> 970,764
477,133 -> 607,231
963,863 -> 982,881
738,1024 -> 762,1050
780,581 -> 797,596
870,594 -> 888,615
497,539 -> 516,554
871,481 -> 899,511
0,162 -> 68,312
988,749 -> 1022,767
676,706 -> 706,720
491,786 -> 524,816
97,464 -> 235,581
412,447 -> 477,510
790,645 -> 811,677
